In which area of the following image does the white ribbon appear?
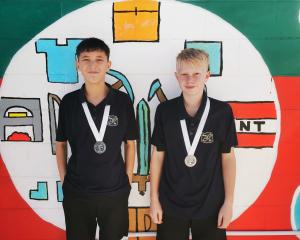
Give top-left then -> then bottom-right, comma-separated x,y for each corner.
82,103 -> 110,142
180,98 -> 210,156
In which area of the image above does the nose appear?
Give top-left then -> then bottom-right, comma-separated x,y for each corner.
185,75 -> 195,82
88,60 -> 98,70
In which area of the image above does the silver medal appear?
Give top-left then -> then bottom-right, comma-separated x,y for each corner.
82,103 -> 110,156
94,141 -> 106,154
180,98 -> 210,168
184,155 -> 197,167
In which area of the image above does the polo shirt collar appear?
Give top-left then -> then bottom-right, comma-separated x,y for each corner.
178,90 -> 208,120
79,83 -> 115,105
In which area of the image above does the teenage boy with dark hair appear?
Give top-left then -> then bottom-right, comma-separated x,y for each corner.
56,37 -> 138,240
150,48 -> 238,240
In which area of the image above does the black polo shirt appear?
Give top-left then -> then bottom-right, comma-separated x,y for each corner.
56,84 -> 138,197
151,91 -> 238,219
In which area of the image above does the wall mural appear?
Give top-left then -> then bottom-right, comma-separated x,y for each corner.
0,0 -> 299,239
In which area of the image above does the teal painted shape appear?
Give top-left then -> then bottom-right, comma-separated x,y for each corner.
293,188 -> 300,230
56,181 -> 64,202
107,69 -> 134,102
30,182 -> 48,200
185,41 -> 222,76
36,39 -> 82,83
148,79 -> 161,101
137,99 -> 150,175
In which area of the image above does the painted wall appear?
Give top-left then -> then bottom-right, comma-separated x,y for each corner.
0,0 -> 299,239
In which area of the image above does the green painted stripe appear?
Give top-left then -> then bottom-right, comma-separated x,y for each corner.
1,1 -> 300,76
180,0 -> 300,76
0,1 -> 92,76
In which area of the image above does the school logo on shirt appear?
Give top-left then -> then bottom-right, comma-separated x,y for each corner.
108,115 -> 118,127
201,132 -> 214,143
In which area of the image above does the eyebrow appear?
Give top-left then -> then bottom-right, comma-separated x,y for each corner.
79,55 -> 105,59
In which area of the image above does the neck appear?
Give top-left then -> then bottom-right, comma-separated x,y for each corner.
183,92 -> 204,117
183,91 -> 203,107
85,81 -> 109,105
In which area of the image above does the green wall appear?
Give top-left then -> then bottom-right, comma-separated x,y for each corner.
1,0 -> 300,75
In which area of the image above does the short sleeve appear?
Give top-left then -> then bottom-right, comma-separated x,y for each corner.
123,96 -> 139,142
221,105 -> 238,153
56,97 -> 68,142
151,104 -> 165,151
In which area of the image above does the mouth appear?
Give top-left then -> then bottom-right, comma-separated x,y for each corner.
185,86 -> 196,89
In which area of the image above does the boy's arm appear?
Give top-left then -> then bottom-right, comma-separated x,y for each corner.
218,147 -> 236,229
150,146 -> 165,224
124,140 -> 136,184
56,141 -> 68,184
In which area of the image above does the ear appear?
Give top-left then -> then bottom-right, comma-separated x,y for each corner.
76,58 -> 80,71
204,71 -> 210,83
107,60 -> 112,70
175,71 -> 179,81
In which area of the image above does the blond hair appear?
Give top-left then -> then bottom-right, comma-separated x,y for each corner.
176,48 -> 209,71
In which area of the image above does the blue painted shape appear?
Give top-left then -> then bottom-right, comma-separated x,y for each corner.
148,79 -> 161,101
137,99 -> 150,175
30,182 -> 48,200
293,188 -> 300,230
185,41 -> 222,76
36,39 -> 82,83
107,69 -> 134,102
56,181 -> 64,202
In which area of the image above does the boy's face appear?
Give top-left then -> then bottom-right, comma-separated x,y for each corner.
175,60 -> 210,97
76,50 -> 111,85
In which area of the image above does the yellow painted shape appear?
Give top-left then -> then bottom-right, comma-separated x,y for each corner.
8,112 -> 27,118
113,0 -> 159,42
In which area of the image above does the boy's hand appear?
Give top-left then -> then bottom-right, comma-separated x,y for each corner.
150,198 -> 163,224
217,202 -> 233,229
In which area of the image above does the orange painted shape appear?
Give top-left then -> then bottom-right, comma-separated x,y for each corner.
237,133 -> 275,148
129,208 -> 137,232
137,208 -> 157,232
229,102 -> 276,119
113,0 -> 160,42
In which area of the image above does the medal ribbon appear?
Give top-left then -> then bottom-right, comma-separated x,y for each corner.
82,102 -> 110,142
180,98 -> 210,156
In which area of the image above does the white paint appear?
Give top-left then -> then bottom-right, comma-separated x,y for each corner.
1,0 -> 280,229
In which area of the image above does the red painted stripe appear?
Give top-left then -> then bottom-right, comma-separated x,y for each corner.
0,77 -> 2,87
229,102 -> 277,119
229,76 -> 300,231
237,133 -> 275,148
0,155 -> 65,239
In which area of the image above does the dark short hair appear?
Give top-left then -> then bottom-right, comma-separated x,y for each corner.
76,38 -> 110,59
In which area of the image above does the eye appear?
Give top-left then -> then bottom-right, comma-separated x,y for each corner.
80,58 -> 89,62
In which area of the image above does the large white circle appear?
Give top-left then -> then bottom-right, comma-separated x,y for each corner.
1,0 -> 280,229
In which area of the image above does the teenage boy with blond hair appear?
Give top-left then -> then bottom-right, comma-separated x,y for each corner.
150,48 -> 237,240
